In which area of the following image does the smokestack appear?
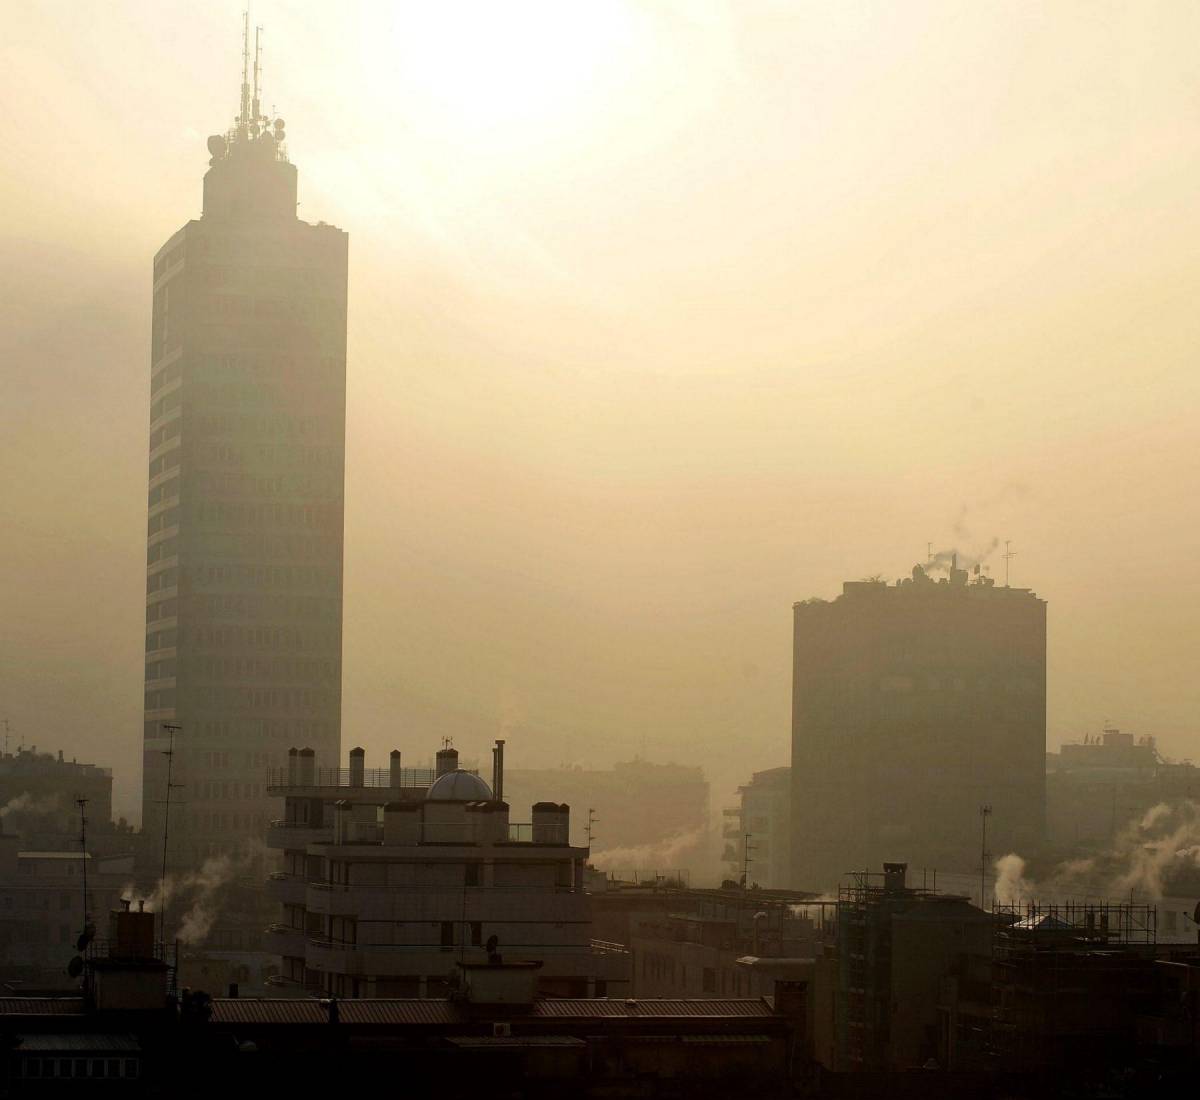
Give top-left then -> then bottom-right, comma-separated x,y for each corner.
492,739 -> 505,801
389,750 -> 403,788
349,747 -> 365,788
435,746 -> 458,778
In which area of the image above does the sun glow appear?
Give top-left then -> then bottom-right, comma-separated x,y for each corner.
363,2 -> 644,149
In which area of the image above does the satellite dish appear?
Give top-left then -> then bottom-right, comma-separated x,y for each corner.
67,956 -> 83,979
207,134 -> 226,158
274,118 -> 285,130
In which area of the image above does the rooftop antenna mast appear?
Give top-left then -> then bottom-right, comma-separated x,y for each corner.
238,9 -> 252,134
979,804 -> 992,909
158,723 -> 183,945
253,24 -> 263,122
1003,540 -> 1017,587
76,797 -> 89,932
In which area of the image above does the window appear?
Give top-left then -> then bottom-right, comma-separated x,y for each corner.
702,967 -> 717,993
470,922 -> 482,946
440,921 -> 454,950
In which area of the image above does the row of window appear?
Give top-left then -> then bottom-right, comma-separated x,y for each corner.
196,412 -> 333,440
179,656 -> 339,683
144,718 -> 335,742
186,624 -> 338,652
197,441 -> 341,470
187,686 -> 336,711
192,500 -> 339,531
190,562 -> 337,589
194,593 -> 341,620
16,1057 -> 138,1080
191,750 -> 273,769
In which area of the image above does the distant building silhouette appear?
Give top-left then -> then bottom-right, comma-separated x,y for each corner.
790,561 -> 1046,889
141,30 -> 347,887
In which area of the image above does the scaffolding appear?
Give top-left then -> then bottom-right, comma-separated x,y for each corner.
990,900 -> 1158,1072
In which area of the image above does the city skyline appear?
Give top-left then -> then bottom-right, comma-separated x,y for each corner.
3,3 -> 1199,822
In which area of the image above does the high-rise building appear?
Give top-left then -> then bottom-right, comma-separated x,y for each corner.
142,28 -> 347,888
790,561 -> 1046,890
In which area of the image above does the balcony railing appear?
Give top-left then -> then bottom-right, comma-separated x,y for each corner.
266,766 -> 478,790
325,821 -> 571,846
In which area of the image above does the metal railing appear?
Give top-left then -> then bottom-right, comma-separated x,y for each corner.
266,766 -> 478,790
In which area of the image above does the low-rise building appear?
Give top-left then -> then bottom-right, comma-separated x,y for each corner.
0,835 -> 135,990
265,742 -> 629,998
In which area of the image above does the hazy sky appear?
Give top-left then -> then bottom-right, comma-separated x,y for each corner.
3,1 -> 1199,822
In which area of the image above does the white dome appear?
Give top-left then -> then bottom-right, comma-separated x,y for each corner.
426,770 -> 493,801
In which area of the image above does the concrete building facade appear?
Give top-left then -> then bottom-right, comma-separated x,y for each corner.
265,743 -> 629,999
791,561 -> 1046,890
141,44 -> 347,881
723,765 -> 791,888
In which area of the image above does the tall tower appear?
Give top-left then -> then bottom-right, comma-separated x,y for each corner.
142,20 -> 347,899
790,562 -> 1046,891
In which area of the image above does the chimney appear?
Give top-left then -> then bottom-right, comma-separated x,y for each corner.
492,739 -> 505,801
532,802 -> 569,845
435,746 -> 459,778
389,749 -> 403,788
287,747 -> 298,784
298,747 -> 316,785
349,747 -> 365,788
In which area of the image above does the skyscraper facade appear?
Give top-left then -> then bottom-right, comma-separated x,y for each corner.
142,45 -> 347,887
790,561 -> 1046,891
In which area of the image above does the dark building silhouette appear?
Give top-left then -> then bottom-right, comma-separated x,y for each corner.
790,561 -> 1046,889
141,30 -> 347,882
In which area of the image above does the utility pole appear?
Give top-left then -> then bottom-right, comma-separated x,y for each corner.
979,804 -> 992,909
159,723 -> 183,944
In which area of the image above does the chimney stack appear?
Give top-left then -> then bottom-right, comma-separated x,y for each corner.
389,749 -> 403,788
298,747 -> 316,786
492,739 -> 505,801
349,747 -> 365,788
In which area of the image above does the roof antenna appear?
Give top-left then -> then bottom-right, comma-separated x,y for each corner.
239,9 -> 252,134
253,24 -> 263,122
1003,540 -> 1018,587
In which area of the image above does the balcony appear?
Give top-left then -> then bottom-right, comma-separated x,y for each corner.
266,820 -> 332,850
263,923 -> 308,958
265,872 -> 307,906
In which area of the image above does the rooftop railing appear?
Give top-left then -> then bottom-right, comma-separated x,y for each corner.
266,766 -> 455,789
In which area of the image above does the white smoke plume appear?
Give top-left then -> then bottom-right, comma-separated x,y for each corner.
993,799 -> 1200,905
0,792 -> 65,819
145,842 -> 263,945
993,853 -> 1035,904
589,826 -> 707,876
